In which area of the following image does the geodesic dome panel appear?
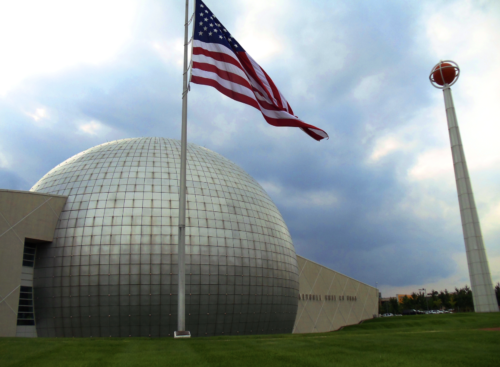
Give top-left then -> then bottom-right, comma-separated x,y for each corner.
31,137 -> 299,337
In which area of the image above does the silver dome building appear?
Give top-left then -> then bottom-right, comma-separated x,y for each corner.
30,137 -> 299,337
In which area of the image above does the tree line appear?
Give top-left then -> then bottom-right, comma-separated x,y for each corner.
381,283 -> 500,314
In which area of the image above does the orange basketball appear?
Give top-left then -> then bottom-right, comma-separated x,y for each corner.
432,63 -> 456,85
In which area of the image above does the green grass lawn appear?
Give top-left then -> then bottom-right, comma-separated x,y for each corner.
1,313 -> 499,367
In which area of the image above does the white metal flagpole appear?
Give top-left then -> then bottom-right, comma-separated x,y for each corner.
174,0 -> 192,338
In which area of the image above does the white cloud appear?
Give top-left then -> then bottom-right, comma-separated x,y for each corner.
367,104 -> 445,164
152,38 -> 184,67
301,191 -> 338,207
482,200 -> 500,235
489,255 -> 500,285
260,181 -> 282,196
385,0 -> 500,295
422,0 -> 500,173
207,114 -> 237,148
260,180 -> 338,208
2,0 -> 499,296
0,150 -> 9,168
381,249 -> 500,297
398,181 -> 457,224
232,0 -> 288,61
353,73 -> 385,101
408,148 -> 453,181
0,0 -> 138,95
380,252 -> 471,297
370,136 -> 406,161
78,120 -> 107,136
26,108 -> 47,122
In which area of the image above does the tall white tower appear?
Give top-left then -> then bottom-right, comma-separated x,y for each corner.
429,61 -> 498,312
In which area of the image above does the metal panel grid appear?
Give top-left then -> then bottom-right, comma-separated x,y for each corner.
31,137 -> 299,337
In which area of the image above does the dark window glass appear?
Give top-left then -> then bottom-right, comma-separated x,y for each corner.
17,312 -> 34,319
17,286 -> 35,326
22,242 -> 37,268
17,320 -> 35,326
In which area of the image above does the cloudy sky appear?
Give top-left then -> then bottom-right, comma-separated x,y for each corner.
1,0 -> 499,297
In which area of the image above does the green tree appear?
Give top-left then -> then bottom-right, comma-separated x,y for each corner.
495,283 -> 500,307
433,298 -> 442,310
379,299 -> 391,314
389,283 -> 498,313
409,292 -> 420,310
454,285 -> 474,312
430,290 -> 439,310
438,290 -> 452,309
401,295 -> 415,311
389,297 -> 400,314
448,294 -> 457,310
414,291 -> 427,310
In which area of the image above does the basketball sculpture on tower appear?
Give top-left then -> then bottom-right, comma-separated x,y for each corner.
429,60 -> 498,313
430,61 -> 460,87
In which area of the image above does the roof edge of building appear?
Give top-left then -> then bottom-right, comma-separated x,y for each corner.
296,254 -> 377,290
0,189 -> 68,199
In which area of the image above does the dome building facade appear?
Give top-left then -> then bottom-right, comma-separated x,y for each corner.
30,137 -> 299,337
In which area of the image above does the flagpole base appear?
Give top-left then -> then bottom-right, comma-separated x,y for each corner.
174,331 -> 191,338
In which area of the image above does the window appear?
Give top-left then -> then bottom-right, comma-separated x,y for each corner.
22,242 -> 36,267
17,286 -> 35,326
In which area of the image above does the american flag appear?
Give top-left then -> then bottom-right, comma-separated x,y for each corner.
191,0 -> 329,141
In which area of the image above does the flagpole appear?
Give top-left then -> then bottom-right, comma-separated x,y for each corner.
175,0 -> 191,338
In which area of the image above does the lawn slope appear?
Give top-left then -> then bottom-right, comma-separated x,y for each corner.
1,313 -> 499,367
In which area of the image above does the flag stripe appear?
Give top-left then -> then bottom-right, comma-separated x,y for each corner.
254,93 -> 292,112
192,69 -> 259,106
246,73 -> 274,105
245,53 -> 281,108
258,59 -> 287,110
261,115 -> 327,141
191,1 -> 329,141
194,40 -> 291,112
193,75 -> 327,141
193,53 -> 249,81
193,40 -> 239,62
191,75 -> 260,110
193,68 -> 319,123
193,47 -> 243,71
193,67 -> 291,114
236,52 -> 277,106
192,74 -> 327,142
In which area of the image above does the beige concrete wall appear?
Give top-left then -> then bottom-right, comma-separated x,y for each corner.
293,255 -> 378,334
0,190 -> 66,337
